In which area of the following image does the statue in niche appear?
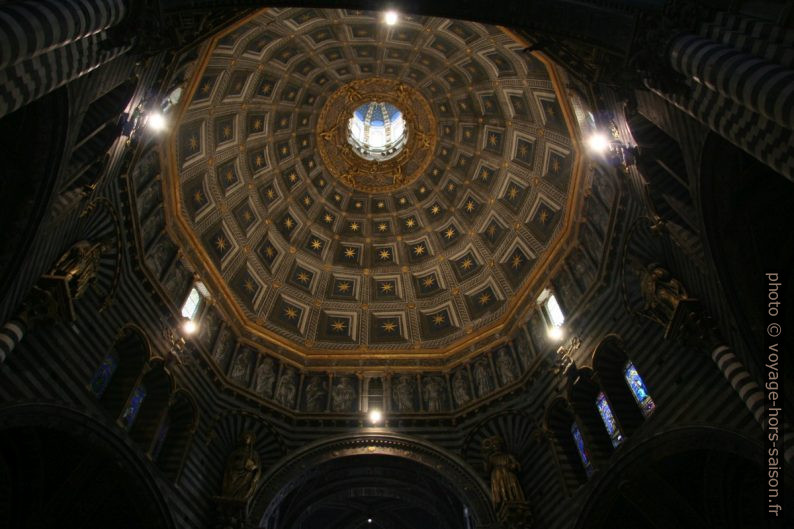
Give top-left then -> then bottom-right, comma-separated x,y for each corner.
331,377 -> 355,412
453,370 -> 471,406
274,367 -> 296,407
483,435 -> 526,507
393,375 -> 415,412
473,360 -> 493,396
213,329 -> 231,365
638,263 -> 688,325
571,248 -> 595,290
555,274 -> 578,314
254,358 -> 276,397
164,265 -> 189,300
200,309 -> 217,346
230,351 -> 249,384
423,377 -> 444,412
49,239 -> 110,301
146,238 -> 170,275
496,349 -> 517,384
304,376 -> 327,412
141,215 -> 161,250
220,432 -> 261,502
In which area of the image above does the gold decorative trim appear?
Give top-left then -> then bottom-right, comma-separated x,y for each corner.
315,78 -> 437,193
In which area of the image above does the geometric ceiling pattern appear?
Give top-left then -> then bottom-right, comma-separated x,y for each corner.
166,8 -> 581,363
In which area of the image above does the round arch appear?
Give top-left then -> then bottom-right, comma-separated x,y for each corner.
250,432 -> 498,528
573,425 -> 792,529
0,400 -> 175,529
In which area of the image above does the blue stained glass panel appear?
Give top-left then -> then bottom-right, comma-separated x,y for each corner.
571,422 -> 594,477
151,416 -> 170,460
596,391 -> 624,447
624,362 -> 655,417
121,385 -> 147,429
89,353 -> 119,398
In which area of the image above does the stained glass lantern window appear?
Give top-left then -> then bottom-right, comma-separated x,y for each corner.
89,353 -> 119,398
181,286 -> 202,320
151,416 -> 170,460
624,361 -> 656,417
596,391 -> 624,447
121,385 -> 147,429
348,101 -> 407,161
571,422 -> 594,477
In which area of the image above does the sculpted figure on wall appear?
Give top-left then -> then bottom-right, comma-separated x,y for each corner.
331,376 -> 356,412
274,367 -> 297,407
304,376 -> 327,412
483,435 -> 525,507
220,432 -> 261,502
496,349 -> 517,384
230,350 -> 250,384
423,376 -> 444,412
393,375 -> 415,412
49,239 -> 109,301
255,357 -> 276,397
473,360 -> 492,396
453,370 -> 471,406
638,263 -> 688,324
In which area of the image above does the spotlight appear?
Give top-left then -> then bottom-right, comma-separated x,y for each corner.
147,112 -> 167,132
547,326 -> 563,341
368,519 -> 373,524
182,319 -> 198,335
586,132 -> 609,153
368,408 -> 383,424
384,11 -> 398,25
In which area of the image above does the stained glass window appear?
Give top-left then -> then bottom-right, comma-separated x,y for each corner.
121,385 -> 147,429
348,101 -> 407,161
596,391 -> 624,447
544,293 -> 565,328
89,353 -> 118,398
571,422 -> 594,477
151,416 -> 170,460
624,361 -> 656,417
181,287 -> 202,320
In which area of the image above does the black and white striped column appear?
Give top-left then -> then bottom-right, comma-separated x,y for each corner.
668,34 -> 794,131
710,343 -> 793,465
0,317 -> 27,364
0,33 -> 132,118
0,0 -> 128,71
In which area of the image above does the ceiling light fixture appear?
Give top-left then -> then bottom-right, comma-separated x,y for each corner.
368,408 -> 383,424
586,132 -> 609,153
147,111 -> 167,132
182,319 -> 198,335
384,11 -> 398,26
547,325 -> 564,341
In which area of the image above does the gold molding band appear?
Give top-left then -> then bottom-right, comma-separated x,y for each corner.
315,78 -> 437,193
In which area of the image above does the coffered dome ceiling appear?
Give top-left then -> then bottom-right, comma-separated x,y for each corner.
164,8 -> 584,368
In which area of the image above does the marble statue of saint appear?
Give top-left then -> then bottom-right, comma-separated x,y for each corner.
453,370 -> 471,406
255,358 -> 276,397
483,436 -> 525,507
423,377 -> 444,412
638,263 -> 688,324
496,350 -> 517,384
200,310 -> 216,346
213,328 -> 231,365
230,351 -> 249,384
274,367 -> 296,407
304,376 -> 327,412
331,377 -> 355,412
473,361 -> 492,396
393,375 -> 414,412
220,432 -> 261,502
